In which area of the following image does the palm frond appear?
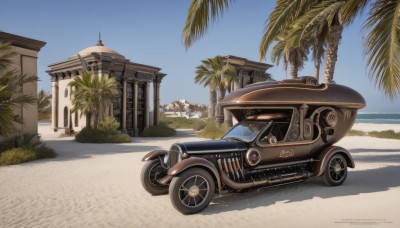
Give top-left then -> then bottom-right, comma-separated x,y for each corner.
183,0 -> 232,49
364,0 -> 400,98
259,0 -> 317,60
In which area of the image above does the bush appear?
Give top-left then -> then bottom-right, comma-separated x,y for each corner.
197,120 -> 231,139
34,144 -> 57,159
369,130 -> 400,140
347,130 -> 366,136
98,117 -> 120,133
193,119 -> 207,131
141,123 -> 176,137
75,127 -> 131,143
0,148 -> 37,165
160,115 -> 196,129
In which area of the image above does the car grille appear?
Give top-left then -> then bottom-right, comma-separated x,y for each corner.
167,145 -> 181,168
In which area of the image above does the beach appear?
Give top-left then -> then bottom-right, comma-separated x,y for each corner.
0,122 -> 399,228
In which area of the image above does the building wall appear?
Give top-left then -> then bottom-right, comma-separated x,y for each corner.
56,78 -> 86,132
0,47 -> 40,143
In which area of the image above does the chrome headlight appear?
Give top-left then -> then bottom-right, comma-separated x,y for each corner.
163,154 -> 169,164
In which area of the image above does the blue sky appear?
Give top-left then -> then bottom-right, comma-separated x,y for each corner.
1,0 -> 398,113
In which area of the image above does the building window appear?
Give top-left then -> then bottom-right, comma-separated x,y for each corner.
64,107 -> 68,128
64,88 -> 68,98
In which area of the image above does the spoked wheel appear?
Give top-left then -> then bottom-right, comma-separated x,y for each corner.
322,154 -> 348,186
140,159 -> 169,195
169,168 -> 215,214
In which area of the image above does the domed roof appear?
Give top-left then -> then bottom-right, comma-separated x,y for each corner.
73,37 -> 125,59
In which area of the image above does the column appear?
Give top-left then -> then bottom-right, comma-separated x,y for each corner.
122,79 -> 127,132
144,82 -> 150,128
153,81 -> 160,125
133,81 -> 138,135
51,77 -> 59,132
239,70 -> 244,88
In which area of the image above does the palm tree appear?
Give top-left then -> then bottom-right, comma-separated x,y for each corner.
0,41 -> 37,136
68,56 -> 118,130
37,90 -> 52,120
184,0 -> 400,97
271,33 -> 308,79
195,56 -> 236,125
363,0 -> 400,98
183,0 -> 363,83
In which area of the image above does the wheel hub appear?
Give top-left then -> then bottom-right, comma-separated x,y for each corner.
188,185 -> 200,197
334,164 -> 341,174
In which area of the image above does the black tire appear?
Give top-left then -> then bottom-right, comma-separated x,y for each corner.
169,168 -> 215,214
140,159 -> 169,195
322,154 -> 348,186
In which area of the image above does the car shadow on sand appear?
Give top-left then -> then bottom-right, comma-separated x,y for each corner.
201,149 -> 400,215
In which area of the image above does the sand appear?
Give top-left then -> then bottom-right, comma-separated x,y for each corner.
0,122 -> 399,228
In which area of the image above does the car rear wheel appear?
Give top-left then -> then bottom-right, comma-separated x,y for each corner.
322,154 -> 348,186
140,159 -> 169,195
169,168 -> 215,214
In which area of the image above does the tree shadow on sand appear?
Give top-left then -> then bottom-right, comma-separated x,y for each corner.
202,151 -> 400,215
36,128 -> 202,163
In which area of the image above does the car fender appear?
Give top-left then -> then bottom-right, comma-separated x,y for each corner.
314,146 -> 355,177
141,150 -> 168,162
162,157 -> 222,194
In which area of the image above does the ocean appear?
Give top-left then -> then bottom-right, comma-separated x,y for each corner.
356,113 -> 400,124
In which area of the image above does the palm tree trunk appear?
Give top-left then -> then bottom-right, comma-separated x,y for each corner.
290,62 -> 298,79
314,60 -> 320,82
324,24 -> 343,84
224,81 -> 233,127
208,88 -> 216,119
93,113 -> 99,130
216,85 -> 226,127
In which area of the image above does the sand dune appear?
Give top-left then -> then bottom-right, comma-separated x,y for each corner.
0,122 -> 399,228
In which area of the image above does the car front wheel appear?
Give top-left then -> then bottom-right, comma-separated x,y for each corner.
169,168 -> 215,214
322,154 -> 348,186
140,159 -> 169,195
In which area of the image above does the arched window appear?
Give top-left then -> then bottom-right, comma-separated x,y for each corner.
64,107 -> 68,127
64,88 -> 68,98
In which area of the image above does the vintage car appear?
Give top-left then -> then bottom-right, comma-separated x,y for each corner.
140,77 -> 365,214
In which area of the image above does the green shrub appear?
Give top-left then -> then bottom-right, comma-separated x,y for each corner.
369,130 -> 400,140
34,145 -> 57,159
193,119 -> 207,131
160,115 -> 196,129
141,123 -> 176,137
0,148 -> 38,165
198,120 -> 231,139
75,127 -> 131,143
98,117 -> 120,133
347,130 -> 366,136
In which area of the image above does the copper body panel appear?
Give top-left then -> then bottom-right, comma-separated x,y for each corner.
220,77 -> 366,110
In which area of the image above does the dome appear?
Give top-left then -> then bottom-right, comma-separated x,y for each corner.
72,38 -> 125,59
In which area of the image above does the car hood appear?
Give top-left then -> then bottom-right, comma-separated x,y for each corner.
174,139 -> 248,154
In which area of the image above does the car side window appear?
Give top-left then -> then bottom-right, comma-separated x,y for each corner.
259,122 -> 289,145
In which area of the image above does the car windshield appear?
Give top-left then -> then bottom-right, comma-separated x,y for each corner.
223,122 -> 269,142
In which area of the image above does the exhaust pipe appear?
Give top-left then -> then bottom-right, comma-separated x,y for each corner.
217,159 -> 310,190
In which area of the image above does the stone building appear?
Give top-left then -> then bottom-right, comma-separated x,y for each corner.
47,38 -> 166,135
220,55 -> 273,125
223,55 -> 273,89
0,31 -> 46,141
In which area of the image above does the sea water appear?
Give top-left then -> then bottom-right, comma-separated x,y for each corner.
356,113 -> 400,124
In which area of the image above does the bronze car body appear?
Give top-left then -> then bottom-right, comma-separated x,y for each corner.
140,77 -> 365,214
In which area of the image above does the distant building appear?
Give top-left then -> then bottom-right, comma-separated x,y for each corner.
223,55 -> 273,89
0,31 -> 46,141
220,55 -> 273,124
47,37 -> 166,136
